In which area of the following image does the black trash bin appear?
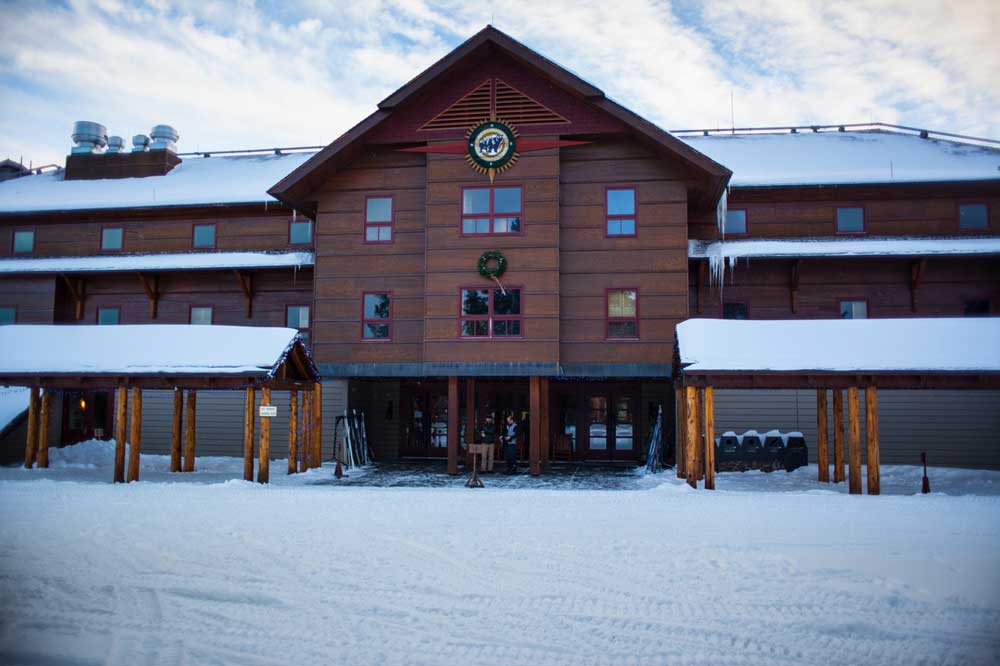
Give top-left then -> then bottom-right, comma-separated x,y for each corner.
716,432 -> 741,471
762,431 -> 786,472
785,432 -> 808,471
740,431 -> 763,469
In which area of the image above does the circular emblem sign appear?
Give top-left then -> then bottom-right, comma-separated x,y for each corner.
467,121 -> 517,169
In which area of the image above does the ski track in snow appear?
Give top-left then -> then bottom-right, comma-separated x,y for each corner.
0,453 -> 999,665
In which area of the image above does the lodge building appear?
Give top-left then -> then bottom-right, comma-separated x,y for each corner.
1,27 -> 998,470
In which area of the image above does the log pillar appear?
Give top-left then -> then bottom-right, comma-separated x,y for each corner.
127,387 -> 142,482
847,387 -> 862,495
258,387 -> 271,483
243,387 -> 255,481
693,386 -> 704,480
37,391 -> 51,468
529,375 -> 541,476
312,382 -> 322,468
183,390 -> 197,472
833,389 -> 845,483
23,386 -> 40,468
465,378 -> 475,469
816,390 -> 829,483
447,376 -> 459,475
703,387 -> 716,490
170,389 -> 183,473
113,386 -> 127,483
684,386 -> 698,488
288,389 -> 298,475
300,391 -> 312,472
865,387 -> 880,495
539,377 -> 550,468
676,385 -> 687,478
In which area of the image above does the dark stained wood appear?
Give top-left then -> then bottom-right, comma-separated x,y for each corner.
258,387 -> 271,483
465,378 -> 475,469
244,387 -> 255,480
288,389 -> 298,474
136,273 -> 159,318
312,382 -> 322,468
301,391 -> 312,471
539,376 -> 550,468
114,386 -> 127,483
447,376 -> 459,475
170,389 -> 183,472
183,390 -> 196,472
37,391 -> 51,468
23,387 -> 39,469
866,387 -> 880,495
816,390 -> 829,483
833,390 -> 845,483
676,385 -> 687,478
529,375 -> 541,476
847,387 -> 862,495
127,387 -> 142,482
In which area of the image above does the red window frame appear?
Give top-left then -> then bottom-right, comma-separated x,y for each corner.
360,292 -> 392,341
957,201 -> 990,233
605,187 -> 637,238
364,195 -> 395,244
100,225 -> 124,252
96,306 -> 121,325
189,305 -> 214,325
835,205 -> 866,235
723,208 -> 749,237
458,286 -> 524,338
837,298 -> 870,320
605,288 -> 639,340
288,217 -> 313,245
11,227 -> 35,254
192,223 -> 216,249
460,185 -> 524,236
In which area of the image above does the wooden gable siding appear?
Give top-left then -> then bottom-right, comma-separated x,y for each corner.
0,276 -> 56,323
312,149 -> 426,365
559,138 -> 689,365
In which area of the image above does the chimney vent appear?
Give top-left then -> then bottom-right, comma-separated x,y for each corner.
149,124 -> 179,152
132,134 -> 150,152
71,121 -> 108,154
107,136 -> 125,153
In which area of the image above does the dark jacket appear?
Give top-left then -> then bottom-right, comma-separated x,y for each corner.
481,422 -> 497,444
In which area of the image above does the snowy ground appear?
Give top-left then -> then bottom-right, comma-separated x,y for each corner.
1,442 -> 999,665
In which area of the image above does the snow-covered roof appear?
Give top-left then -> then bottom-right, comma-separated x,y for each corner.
689,236 -> 1000,261
0,151 -> 317,213
679,130 -> 1000,187
0,325 -> 308,377
677,318 -> 1000,373
0,250 -> 314,275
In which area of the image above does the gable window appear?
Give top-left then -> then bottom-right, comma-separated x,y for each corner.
0,306 -> 15,325
461,287 -> 522,337
101,227 -> 123,251
724,209 -> 747,235
192,224 -> 216,248
287,305 -> 311,344
12,229 -> 34,254
606,289 -> 638,339
462,186 -> 522,235
97,307 -> 120,325
964,300 -> 991,317
190,306 -> 213,325
606,188 -> 636,237
839,300 -> 868,319
362,293 -> 392,340
365,196 -> 394,243
959,203 -> 988,231
289,218 -> 313,244
723,302 -> 749,320
836,207 -> 865,233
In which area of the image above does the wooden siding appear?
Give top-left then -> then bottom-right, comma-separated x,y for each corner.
0,276 -> 56,323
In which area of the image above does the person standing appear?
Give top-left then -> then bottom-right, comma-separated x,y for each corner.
502,414 -> 519,474
479,415 -> 497,472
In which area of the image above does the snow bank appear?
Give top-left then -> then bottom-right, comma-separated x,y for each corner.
0,386 -> 29,431
677,317 -> 1000,373
0,250 -> 314,274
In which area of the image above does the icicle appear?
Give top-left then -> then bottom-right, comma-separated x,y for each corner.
292,209 -> 297,223
716,187 -> 729,237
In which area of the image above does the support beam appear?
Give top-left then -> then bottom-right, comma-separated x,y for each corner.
136,272 -> 159,318
23,387 -> 39,468
258,387 -> 271,483
540,377 -> 550,467
847,387 -> 862,495
300,391 -> 312,472
288,389 -> 298,475
703,387 -> 715,490
816,390 -> 829,483
866,387 -> 881,495
465,378 -> 475,469
312,382 -> 323,468
170,389 -> 183,472
234,270 -> 254,318
37,390 -> 50,468
60,275 -> 86,320
693,384 -> 703,480
833,389 -> 845,483
684,386 -> 698,488
676,385 -> 687,478
183,390 -> 197,472
529,375 -> 541,476
447,376 -> 459,475
113,386 -> 127,483
244,387 -> 255,481
909,258 -> 927,313
127,387 -> 142,482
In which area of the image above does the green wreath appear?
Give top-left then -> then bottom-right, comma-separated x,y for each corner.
477,250 -> 507,279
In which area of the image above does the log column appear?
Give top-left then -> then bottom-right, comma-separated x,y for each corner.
447,376 -> 459,475
529,376 -> 541,476
127,387 -> 142,482
23,387 -> 40,468
816,390 -> 829,483
258,387 -> 271,483
676,386 -> 687,478
833,390 -> 845,483
866,387 -> 881,495
465,378 -> 475,469
183,390 -> 197,472
540,377 -> 550,468
300,391 -> 312,472
703,387 -> 715,490
37,391 -> 51,468
113,386 -> 127,483
170,389 -> 183,473
243,387 -> 255,481
693,386 -> 704,480
684,386 -> 698,488
288,389 -> 298,475
847,387 -> 862,495
312,382 -> 322,468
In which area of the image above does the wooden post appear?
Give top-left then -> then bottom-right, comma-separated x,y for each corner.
170,389 -> 183,473
183,390 -> 197,472
300,391 -> 312,472
288,389 -> 298,475
685,386 -> 698,488
693,386 -> 704,480
847,387 -> 862,495
833,389 -> 845,483
704,387 -> 715,490
127,387 -> 142,482
866,387 -> 880,495
816,389 -> 829,483
465,378 -> 475,469
676,385 -> 687,478
540,377 -> 550,468
23,386 -> 39,468
447,376 -> 459,475
114,386 -> 127,483
243,387 -> 255,481
529,375 -> 541,476
37,391 -> 51,468
312,382 -> 323,468
258,387 -> 271,483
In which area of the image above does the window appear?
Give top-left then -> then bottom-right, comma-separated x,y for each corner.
365,196 -> 394,243
723,302 -> 749,320
836,207 -> 864,233
460,287 -> 522,337
959,204 -> 988,231
97,307 -> 120,325
606,188 -> 636,237
606,289 -> 638,339
0,306 -> 14,325
724,209 -> 747,235
462,186 -> 522,235
839,300 -> 868,319
192,224 -> 216,248
12,229 -> 33,254
287,305 -> 311,344
289,218 -> 313,244
362,293 -> 392,340
101,227 -> 123,251
190,306 -> 213,325
964,300 -> 991,317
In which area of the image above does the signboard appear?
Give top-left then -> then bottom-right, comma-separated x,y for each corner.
259,405 -> 278,418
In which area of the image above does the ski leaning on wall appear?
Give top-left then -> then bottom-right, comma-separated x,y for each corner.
336,409 -> 374,470
644,405 -> 664,474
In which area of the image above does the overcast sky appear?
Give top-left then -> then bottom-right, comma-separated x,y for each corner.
2,0 -> 997,167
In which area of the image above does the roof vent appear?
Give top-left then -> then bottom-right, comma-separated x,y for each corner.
132,134 -> 150,152
149,124 -> 179,152
106,136 -> 125,153
71,121 -> 108,154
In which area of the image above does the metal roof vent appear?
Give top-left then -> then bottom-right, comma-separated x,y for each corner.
71,121 -> 108,154
149,124 -> 179,152
132,134 -> 150,152
106,136 -> 125,153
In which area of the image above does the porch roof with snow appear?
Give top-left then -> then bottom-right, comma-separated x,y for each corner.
0,324 -> 320,390
688,236 -> 1000,262
0,250 -> 315,275
676,318 -> 1000,390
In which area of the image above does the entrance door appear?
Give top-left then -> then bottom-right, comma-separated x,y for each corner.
400,383 -> 450,458
581,389 -> 638,461
61,391 -> 113,445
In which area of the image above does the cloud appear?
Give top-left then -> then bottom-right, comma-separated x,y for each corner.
0,0 -> 996,167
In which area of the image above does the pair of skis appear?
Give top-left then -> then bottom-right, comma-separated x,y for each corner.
336,409 -> 374,469
643,405 -> 664,474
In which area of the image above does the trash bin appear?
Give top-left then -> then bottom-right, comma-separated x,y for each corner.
784,432 -> 808,471
716,432 -> 741,471
762,430 -> 786,472
740,430 -> 763,469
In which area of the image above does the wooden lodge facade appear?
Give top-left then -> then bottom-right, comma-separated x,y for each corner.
1,26 -> 998,471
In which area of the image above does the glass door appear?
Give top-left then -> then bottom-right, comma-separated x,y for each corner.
580,390 -> 638,461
